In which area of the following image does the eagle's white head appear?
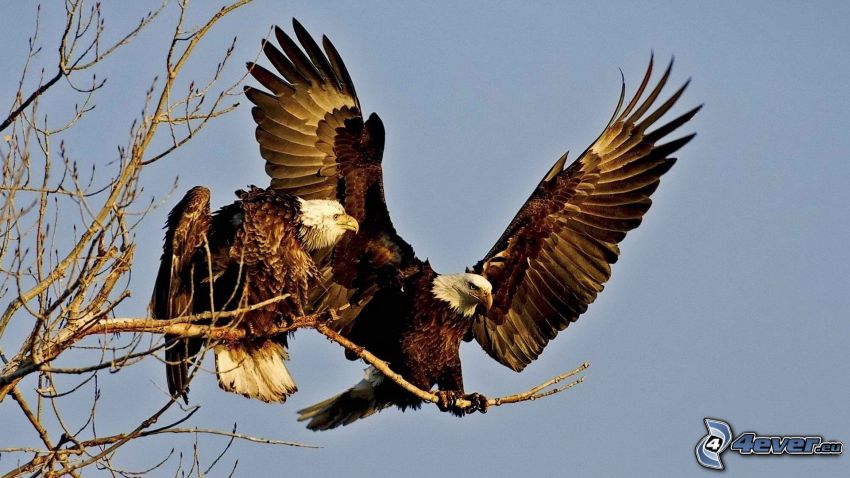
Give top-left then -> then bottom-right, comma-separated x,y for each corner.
432,273 -> 494,318
297,198 -> 359,250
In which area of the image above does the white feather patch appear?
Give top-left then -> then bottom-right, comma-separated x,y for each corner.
214,341 -> 297,403
431,273 -> 493,317
297,198 -> 349,250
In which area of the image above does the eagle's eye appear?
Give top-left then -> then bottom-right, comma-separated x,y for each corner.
333,213 -> 341,220
468,283 -> 479,291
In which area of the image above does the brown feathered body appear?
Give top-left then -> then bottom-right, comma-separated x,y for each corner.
353,264 -> 470,397
298,264 -> 475,430
151,186 -> 314,403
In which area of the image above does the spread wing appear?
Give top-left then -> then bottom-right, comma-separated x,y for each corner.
470,57 -> 700,371
246,20 -> 416,328
150,186 -> 211,401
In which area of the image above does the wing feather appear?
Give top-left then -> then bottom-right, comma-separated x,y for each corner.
292,19 -> 340,87
150,186 -> 211,401
246,20 -> 416,331
472,58 -> 699,371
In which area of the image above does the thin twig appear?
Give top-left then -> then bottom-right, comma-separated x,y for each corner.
139,428 -> 319,449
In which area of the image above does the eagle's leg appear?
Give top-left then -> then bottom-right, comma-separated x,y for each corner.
272,294 -> 305,326
435,390 -> 489,416
290,289 -> 306,318
435,390 -> 463,416
464,392 -> 489,414
435,362 -> 488,416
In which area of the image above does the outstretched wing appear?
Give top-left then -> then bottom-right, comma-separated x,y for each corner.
471,57 -> 700,371
150,186 -> 211,401
246,20 -> 416,327
246,19 -> 360,200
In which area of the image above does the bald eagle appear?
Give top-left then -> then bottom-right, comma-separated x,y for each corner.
151,186 -> 358,403
242,20 -> 699,428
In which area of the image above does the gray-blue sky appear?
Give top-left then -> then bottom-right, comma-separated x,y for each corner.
2,1 -> 849,476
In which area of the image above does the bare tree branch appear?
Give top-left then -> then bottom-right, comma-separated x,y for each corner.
312,313 -> 589,410
0,2 -> 285,476
2,304 -> 588,416
1,3 -> 586,476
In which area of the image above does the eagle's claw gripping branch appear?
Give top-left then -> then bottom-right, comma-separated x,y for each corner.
314,310 -> 589,413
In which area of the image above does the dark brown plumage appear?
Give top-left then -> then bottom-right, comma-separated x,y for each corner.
299,264 -> 480,430
245,20 -> 699,429
152,186 -> 211,402
470,60 -> 700,371
151,186 -> 343,403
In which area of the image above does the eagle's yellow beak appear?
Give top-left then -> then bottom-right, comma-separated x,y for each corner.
336,214 -> 359,234
477,290 -> 493,312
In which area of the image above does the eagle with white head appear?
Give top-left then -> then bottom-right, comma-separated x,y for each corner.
151,185 -> 358,403
432,273 -> 494,318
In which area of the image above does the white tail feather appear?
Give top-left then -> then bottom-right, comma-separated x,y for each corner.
214,341 -> 297,402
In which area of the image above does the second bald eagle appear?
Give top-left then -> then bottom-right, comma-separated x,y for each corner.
151,186 -> 358,403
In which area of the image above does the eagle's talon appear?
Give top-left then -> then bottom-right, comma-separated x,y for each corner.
436,390 -> 460,412
465,392 -> 489,414
274,312 -> 293,326
315,311 -> 333,325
